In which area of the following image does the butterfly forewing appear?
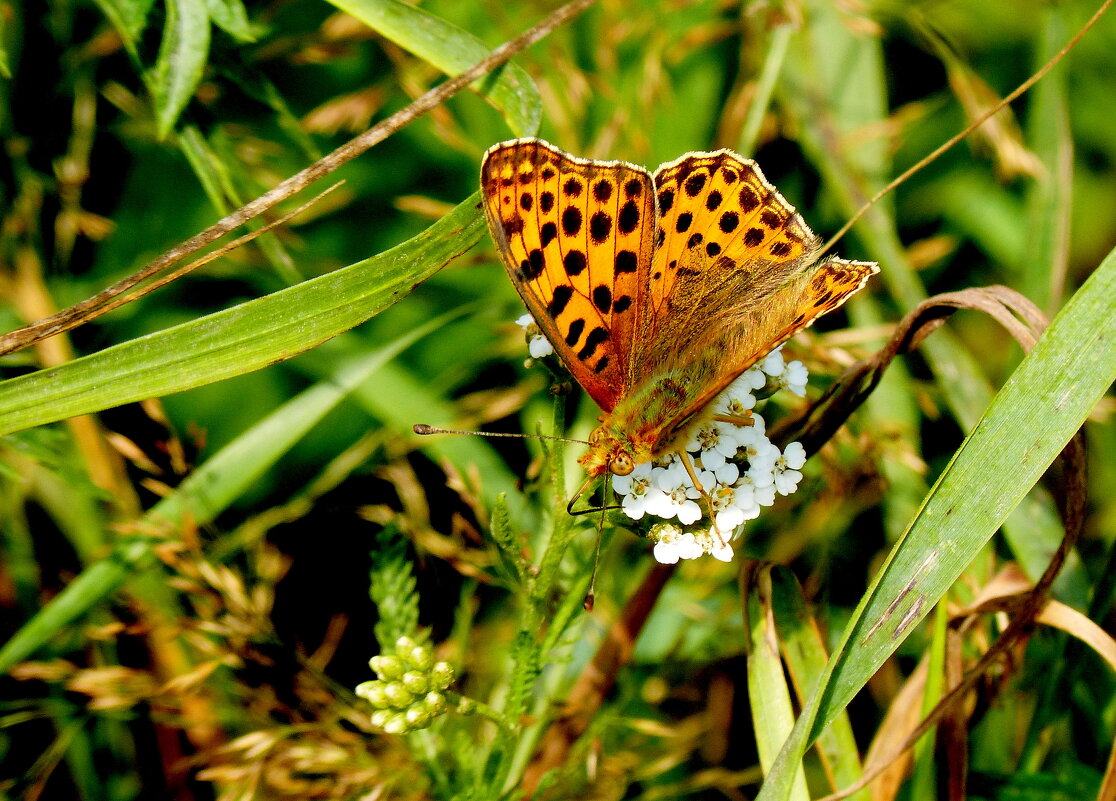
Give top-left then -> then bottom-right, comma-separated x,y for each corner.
481,138 -> 879,466
481,140 -> 656,412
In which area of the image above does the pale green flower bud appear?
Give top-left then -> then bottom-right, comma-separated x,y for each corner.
354,680 -> 376,699
405,706 -> 432,729
356,680 -> 389,707
370,709 -> 391,728
431,662 -> 455,690
456,697 -> 476,715
424,691 -> 448,716
408,646 -> 434,671
381,712 -> 408,734
365,681 -> 389,707
383,681 -> 414,708
370,654 -> 405,680
401,671 -> 429,694
395,635 -> 418,654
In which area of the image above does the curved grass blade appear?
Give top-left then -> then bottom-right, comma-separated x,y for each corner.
147,0 -> 211,138
0,193 -> 484,436
328,0 -> 542,136
757,244 -> 1116,801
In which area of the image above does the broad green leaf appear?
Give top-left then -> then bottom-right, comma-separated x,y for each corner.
757,244 -> 1116,801
327,0 -> 541,137
0,194 -> 485,436
148,0 -> 211,138
0,311 -> 458,673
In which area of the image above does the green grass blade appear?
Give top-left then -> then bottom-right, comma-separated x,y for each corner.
769,567 -> 866,800
0,194 -> 484,436
88,0 -> 155,56
757,244 -> 1116,801
147,0 -> 211,139
745,567 -> 809,801
327,0 -> 541,136
204,0 -> 255,42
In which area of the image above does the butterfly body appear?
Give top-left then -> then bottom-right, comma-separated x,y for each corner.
481,138 -> 878,480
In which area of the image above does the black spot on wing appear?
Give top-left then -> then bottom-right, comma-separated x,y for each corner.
593,180 -> 613,201
565,318 -> 585,346
564,250 -> 587,276
576,326 -> 609,361
615,250 -> 638,274
743,228 -> 765,247
719,211 -> 738,233
658,189 -> 674,213
503,216 -> 524,237
706,191 -> 723,211
761,209 -> 783,228
540,222 -> 557,248
564,178 -> 583,197
612,295 -> 632,313
540,192 -> 555,213
592,285 -> 612,312
738,186 -> 759,212
590,212 -> 613,243
547,284 -> 573,318
675,212 -> 693,233
520,250 -> 544,280
618,200 -> 640,234
624,179 -> 642,197
562,206 -> 582,236
770,241 -> 792,257
684,173 -> 707,197
520,193 -> 533,211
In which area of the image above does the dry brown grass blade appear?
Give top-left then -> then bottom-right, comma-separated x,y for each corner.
521,562 -> 676,795
0,0 -> 601,357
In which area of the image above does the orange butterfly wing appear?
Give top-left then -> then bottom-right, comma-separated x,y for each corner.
480,139 -> 656,413
481,140 -> 878,465
626,150 -> 877,450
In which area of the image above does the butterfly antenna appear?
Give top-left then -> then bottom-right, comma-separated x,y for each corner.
413,423 -> 587,445
816,0 -> 1113,261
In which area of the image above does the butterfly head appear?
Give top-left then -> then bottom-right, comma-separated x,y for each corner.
579,424 -> 651,478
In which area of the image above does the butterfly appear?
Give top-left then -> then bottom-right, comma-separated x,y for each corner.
480,138 -> 877,493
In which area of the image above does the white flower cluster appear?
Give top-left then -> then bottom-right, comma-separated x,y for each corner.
609,347 -> 809,564
515,311 -> 811,566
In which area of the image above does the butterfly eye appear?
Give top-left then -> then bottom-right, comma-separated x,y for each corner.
609,452 -> 635,476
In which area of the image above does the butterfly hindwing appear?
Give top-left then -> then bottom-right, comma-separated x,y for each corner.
635,151 -> 878,445
481,139 -> 656,412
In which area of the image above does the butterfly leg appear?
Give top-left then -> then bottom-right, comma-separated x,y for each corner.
675,449 -> 726,547
712,413 -> 756,428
